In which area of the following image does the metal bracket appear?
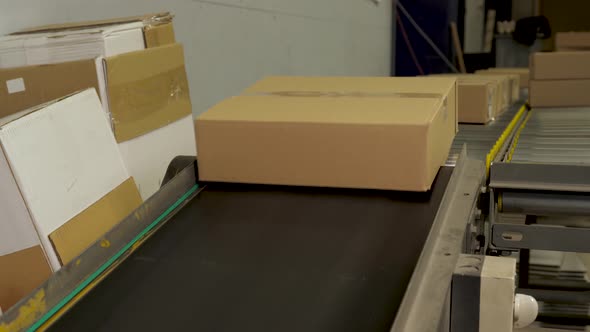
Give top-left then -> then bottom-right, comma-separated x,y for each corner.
492,223 -> 590,253
490,162 -> 590,192
391,147 -> 486,332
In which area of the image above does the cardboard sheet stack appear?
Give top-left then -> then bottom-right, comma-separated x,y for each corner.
196,76 -> 458,192
529,51 -> 590,107
0,12 -> 196,200
0,89 -> 142,311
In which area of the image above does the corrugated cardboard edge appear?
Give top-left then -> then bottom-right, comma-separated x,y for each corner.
104,43 -> 192,143
12,12 -> 172,35
48,177 -> 142,266
458,83 -> 490,124
0,88 -> 94,127
0,60 -> 100,119
0,245 -> 51,310
144,23 -> 175,48
427,99 -> 455,189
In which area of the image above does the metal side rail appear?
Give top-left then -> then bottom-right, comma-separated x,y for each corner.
0,162 -> 201,332
392,149 -> 485,332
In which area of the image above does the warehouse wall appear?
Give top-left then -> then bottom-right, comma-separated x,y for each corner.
0,0 -> 392,115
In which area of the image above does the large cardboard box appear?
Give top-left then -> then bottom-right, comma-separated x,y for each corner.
0,13 -> 175,69
0,89 -> 141,310
243,76 -> 458,130
555,32 -> 590,51
529,79 -> 590,107
196,93 -> 456,192
477,67 -> 529,88
15,12 -> 175,49
530,51 -> 590,80
0,43 -> 195,199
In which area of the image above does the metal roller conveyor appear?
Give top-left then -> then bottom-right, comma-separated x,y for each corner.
446,101 -> 524,166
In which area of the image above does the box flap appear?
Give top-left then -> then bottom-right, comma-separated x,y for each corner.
199,95 -> 442,125
144,23 -> 175,48
0,245 -> 51,311
242,76 -> 457,133
0,59 -> 100,119
104,43 -> 192,142
244,76 -> 455,96
49,177 -> 142,265
13,12 -> 173,35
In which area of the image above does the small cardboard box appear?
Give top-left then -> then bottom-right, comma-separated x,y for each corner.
0,43 -> 195,199
14,12 -> 175,49
430,74 -> 504,117
472,72 -> 520,103
530,51 -> 590,80
529,79 -> 590,107
477,67 -> 529,88
457,82 -> 496,124
196,92 -> 456,192
0,89 -> 141,310
555,32 -> 590,51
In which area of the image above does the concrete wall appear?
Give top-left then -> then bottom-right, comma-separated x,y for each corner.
0,0 -> 392,115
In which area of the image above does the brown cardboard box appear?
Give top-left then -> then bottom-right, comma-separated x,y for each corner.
478,68 -> 530,88
14,12 -> 175,48
243,76 -> 458,133
457,82 -> 495,124
196,94 -> 456,192
529,79 -> 590,107
555,32 -> 590,51
530,51 -> 590,80
472,72 -> 520,103
430,74 -> 505,116
0,43 -> 191,141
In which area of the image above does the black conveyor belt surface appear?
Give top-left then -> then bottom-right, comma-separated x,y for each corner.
49,167 -> 453,332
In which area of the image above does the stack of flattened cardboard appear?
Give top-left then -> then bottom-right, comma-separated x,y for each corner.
196,76 -> 457,192
430,73 -> 506,124
0,13 -> 196,200
530,51 -> 590,107
0,89 -> 142,311
476,68 -> 529,89
555,32 -> 590,51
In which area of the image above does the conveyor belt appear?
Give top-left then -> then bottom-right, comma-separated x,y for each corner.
46,169 -> 453,332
